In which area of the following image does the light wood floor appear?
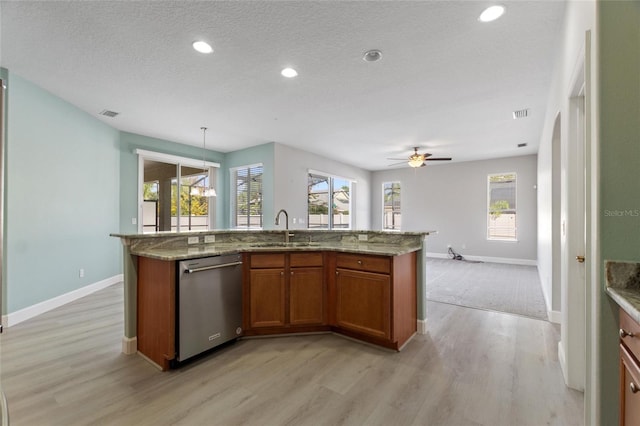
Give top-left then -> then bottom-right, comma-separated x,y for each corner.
1,283 -> 583,426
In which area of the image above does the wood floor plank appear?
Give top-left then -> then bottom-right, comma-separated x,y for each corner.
1,282 -> 583,425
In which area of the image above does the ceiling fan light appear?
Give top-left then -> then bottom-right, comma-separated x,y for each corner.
408,158 -> 424,168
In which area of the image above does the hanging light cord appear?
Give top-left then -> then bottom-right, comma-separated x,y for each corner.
201,126 -> 208,172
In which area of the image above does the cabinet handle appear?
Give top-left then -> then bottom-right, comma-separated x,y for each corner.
280,271 -> 284,276
357,260 -> 362,265
620,328 -> 635,339
291,271 -> 294,275
336,271 -> 339,275
631,382 -> 639,394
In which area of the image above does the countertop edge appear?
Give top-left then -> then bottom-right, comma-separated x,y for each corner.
606,287 -> 640,324
131,245 -> 422,261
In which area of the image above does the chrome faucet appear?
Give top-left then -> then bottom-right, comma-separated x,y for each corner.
275,209 -> 294,243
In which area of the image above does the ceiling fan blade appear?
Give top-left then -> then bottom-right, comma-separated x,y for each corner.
387,161 -> 407,167
386,157 -> 408,161
425,157 -> 452,161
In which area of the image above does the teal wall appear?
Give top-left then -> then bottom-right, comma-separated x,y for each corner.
118,132 -> 226,232
5,73 -> 121,313
223,142 -> 275,229
1,71 -> 278,314
598,2 -> 640,423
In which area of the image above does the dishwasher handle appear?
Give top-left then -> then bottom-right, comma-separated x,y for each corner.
186,261 -> 243,274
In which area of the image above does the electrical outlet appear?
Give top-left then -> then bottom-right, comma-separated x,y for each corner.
292,218 -> 297,224
204,235 -> 216,244
299,218 -> 305,224
79,268 -> 85,278
188,236 -> 199,245
358,234 -> 368,241
131,217 -> 137,225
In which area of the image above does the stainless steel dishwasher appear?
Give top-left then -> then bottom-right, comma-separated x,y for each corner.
177,253 -> 243,362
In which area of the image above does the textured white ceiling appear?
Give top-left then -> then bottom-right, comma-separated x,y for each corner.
1,1 -> 565,171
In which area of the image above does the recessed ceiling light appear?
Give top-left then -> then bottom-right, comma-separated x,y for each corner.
192,40 -> 213,54
479,5 -> 505,22
363,49 -> 382,62
281,67 -> 298,78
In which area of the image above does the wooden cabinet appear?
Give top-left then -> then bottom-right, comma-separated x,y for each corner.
137,256 -> 176,370
619,308 -> 640,425
331,252 -> 416,350
244,252 -> 327,334
335,268 -> 391,339
249,268 -> 286,328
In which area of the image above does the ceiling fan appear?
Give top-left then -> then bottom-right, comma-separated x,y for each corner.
387,147 -> 452,168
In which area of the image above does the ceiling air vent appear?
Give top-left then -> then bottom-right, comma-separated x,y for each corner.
512,108 -> 529,119
518,143 -> 527,148
99,109 -> 120,118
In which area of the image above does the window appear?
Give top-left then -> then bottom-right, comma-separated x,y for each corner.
308,172 -> 352,229
136,150 -> 219,233
382,182 -> 401,230
487,172 -> 517,240
232,164 -> 263,228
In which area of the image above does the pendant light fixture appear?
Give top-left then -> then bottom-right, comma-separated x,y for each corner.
192,126 -> 217,197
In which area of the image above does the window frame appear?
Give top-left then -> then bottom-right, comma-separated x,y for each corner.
135,149 -> 219,233
382,181 -> 402,231
487,172 -> 517,241
307,169 -> 354,230
230,163 -> 264,229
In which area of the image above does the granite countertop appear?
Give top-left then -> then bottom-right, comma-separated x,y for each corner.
131,241 -> 421,261
111,229 -> 434,239
605,260 -> 640,323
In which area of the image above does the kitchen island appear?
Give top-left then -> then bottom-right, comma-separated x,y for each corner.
112,229 -> 433,370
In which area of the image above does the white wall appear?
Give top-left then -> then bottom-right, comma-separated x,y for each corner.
273,143 -> 371,230
371,155 -> 538,263
537,0 -> 596,320
536,0 -> 599,422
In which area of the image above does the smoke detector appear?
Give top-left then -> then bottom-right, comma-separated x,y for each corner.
363,49 -> 382,62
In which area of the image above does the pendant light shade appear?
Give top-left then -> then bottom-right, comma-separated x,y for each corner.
200,126 -> 216,197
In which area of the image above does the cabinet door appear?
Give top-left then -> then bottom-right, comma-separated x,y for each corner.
290,267 -> 325,326
335,268 -> 390,340
137,257 -> 175,370
249,269 -> 285,328
621,344 -> 640,426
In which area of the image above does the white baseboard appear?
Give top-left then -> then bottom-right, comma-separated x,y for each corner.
548,310 -> 562,324
2,274 -> 123,328
417,319 -> 427,334
425,252 -> 537,266
122,336 -> 138,355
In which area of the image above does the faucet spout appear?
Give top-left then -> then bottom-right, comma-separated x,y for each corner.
275,209 -> 291,243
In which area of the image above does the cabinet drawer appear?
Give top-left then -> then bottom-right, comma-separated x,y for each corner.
620,344 -> 640,426
290,252 -> 323,267
620,309 -> 640,360
336,253 -> 390,274
250,253 -> 285,268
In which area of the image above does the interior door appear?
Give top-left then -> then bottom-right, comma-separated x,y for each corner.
0,78 -> 9,423
562,85 -> 587,392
